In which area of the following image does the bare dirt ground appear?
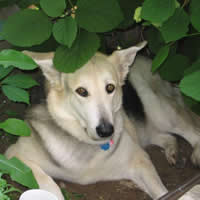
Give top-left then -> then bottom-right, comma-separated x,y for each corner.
0,69 -> 199,200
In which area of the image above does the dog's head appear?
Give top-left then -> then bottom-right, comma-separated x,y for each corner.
24,41 -> 146,144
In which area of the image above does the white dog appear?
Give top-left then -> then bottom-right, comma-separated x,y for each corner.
5,41 -> 200,200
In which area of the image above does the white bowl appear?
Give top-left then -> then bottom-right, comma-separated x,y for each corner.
19,189 -> 58,200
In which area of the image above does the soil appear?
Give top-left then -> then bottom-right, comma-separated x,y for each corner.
0,69 -> 199,200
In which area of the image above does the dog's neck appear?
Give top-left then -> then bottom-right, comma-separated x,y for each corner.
27,104 -> 125,170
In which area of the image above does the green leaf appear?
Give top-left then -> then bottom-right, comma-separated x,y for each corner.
2,85 -> 30,104
17,0 -> 40,9
159,8 -> 190,43
181,36 -> 200,62
145,27 -> 165,54
0,49 -> 37,70
2,74 -> 38,89
2,9 -> 52,47
184,59 -> 200,76
0,0 -> 17,8
134,7 -> 142,23
0,118 -> 30,136
118,0 -> 141,28
0,21 -> 4,41
152,45 -> 170,72
4,110 -> 18,118
190,0 -> 200,32
141,0 -> 176,24
191,103 -> 200,115
40,0 -> 66,17
159,54 -> 190,81
0,66 -> 13,80
53,17 -> 77,48
183,95 -> 198,108
0,154 -> 39,189
54,30 -> 100,73
180,70 -> 200,101
0,193 -> 9,200
76,0 -> 123,32
183,95 -> 200,116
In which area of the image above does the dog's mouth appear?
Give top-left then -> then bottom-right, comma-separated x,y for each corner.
84,127 -> 113,145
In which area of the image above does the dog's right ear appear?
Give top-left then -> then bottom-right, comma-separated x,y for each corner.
23,51 -> 61,89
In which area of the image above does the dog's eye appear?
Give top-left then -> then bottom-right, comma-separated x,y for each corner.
76,87 -> 89,97
106,84 -> 115,94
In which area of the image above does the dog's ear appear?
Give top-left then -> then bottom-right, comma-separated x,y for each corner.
23,51 -> 61,89
108,41 -> 147,84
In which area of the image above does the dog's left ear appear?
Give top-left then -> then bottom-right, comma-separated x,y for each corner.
108,41 -> 147,84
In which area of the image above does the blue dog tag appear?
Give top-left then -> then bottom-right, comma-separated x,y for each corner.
100,142 -> 110,151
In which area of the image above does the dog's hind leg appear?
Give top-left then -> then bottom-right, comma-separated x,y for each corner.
166,109 -> 200,167
13,156 -> 64,200
148,132 -> 178,165
135,121 -> 178,165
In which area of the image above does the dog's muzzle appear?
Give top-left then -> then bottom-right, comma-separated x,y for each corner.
96,119 -> 114,138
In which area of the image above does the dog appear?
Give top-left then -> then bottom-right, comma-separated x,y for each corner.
5,41 -> 200,200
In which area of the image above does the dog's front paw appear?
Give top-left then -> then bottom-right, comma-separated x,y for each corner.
191,142 -> 200,167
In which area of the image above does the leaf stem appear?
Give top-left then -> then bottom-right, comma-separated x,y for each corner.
4,186 -> 21,194
186,32 -> 200,37
181,0 -> 190,8
68,0 -> 74,8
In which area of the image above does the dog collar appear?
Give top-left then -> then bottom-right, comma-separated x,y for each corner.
100,139 -> 114,151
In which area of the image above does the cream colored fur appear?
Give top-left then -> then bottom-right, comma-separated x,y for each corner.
5,41 -> 200,200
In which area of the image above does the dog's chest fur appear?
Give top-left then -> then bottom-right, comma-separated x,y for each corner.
23,104 -> 134,183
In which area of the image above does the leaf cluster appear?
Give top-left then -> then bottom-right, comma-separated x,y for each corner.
0,50 -> 38,136
1,0 -> 199,104
0,0 -> 143,73
61,188 -> 85,200
137,0 -> 200,109
0,172 -> 20,200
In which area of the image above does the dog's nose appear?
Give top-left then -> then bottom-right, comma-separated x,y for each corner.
96,121 -> 114,138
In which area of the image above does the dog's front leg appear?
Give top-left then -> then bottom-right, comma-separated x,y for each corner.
16,157 -> 65,200
122,112 -> 167,199
128,150 -> 167,199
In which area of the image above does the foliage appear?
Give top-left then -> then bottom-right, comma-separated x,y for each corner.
53,17 -> 77,48
1,0 -> 124,73
0,0 -> 199,105
0,49 -> 38,136
138,0 -> 200,107
151,45 -> 170,72
0,172 -> 21,200
0,119 -> 30,136
141,0 -> 176,24
0,0 -> 200,197
54,30 -> 100,73
2,10 -> 52,47
62,188 -> 84,200
0,155 -> 38,189
0,47 -> 38,197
